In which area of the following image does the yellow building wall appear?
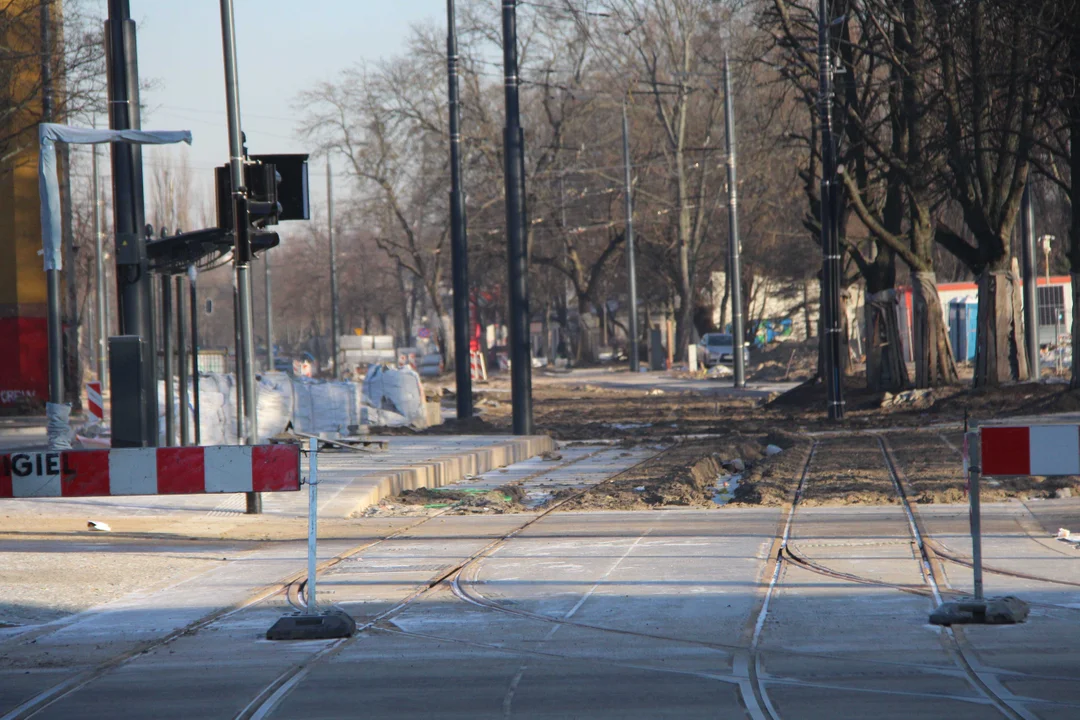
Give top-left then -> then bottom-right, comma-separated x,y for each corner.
0,0 -> 49,410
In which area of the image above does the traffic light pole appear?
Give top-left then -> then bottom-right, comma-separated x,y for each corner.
219,0 -> 261,513
447,0 -> 473,419
106,0 -> 156,446
723,54 -> 746,389
264,253 -> 274,372
502,0 -> 533,435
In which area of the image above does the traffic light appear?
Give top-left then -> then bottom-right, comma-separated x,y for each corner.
215,154 -> 309,263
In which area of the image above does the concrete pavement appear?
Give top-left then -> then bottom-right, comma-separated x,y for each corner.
3,496 -> 1079,718
3,422 -> 1080,719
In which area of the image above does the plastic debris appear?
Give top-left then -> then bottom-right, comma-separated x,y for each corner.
1056,529 -> 1080,546
765,444 -> 783,456
646,388 -> 665,396
87,521 -> 111,532
633,486 -> 646,492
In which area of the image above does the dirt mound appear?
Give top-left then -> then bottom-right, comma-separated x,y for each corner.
751,340 -> 818,382
560,434 -> 783,511
364,484 -> 526,516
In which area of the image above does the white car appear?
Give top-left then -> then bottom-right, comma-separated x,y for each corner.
698,333 -> 750,367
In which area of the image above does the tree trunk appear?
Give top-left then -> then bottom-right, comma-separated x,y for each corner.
575,294 -> 597,364
717,271 -> 729,333
839,287 -> 852,376
911,272 -> 959,387
864,289 -> 909,392
674,287 -> 693,363
974,267 -> 1030,386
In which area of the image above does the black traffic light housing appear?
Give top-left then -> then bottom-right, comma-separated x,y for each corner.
215,153 -> 309,263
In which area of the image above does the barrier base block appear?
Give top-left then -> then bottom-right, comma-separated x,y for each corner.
266,609 -> 356,641
929,596 -> 1029,626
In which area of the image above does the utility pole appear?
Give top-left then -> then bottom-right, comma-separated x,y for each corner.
219,0 -> 260,513
264,252 -> 274,372
621,102 -> 640,373
447,0 -> 473,419
327,160 -> 340,378
106,0 -> 156,446
501,0 -> 533,435
818,0 -> 844,421
1020,181 -> 1039,375
92,139 -> 107,391
41,0 -> 65,441
724,53 -> 746,389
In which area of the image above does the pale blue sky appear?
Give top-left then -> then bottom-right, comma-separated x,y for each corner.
111,1 -> 447,204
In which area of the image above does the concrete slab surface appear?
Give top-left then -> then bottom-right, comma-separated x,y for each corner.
3,488 -> 1080,717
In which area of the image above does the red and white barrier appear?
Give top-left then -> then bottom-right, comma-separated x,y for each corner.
86,382 -> 103,423
0,444 -> 300,499
470,350 -> 487,381
980,424 -> 1080,476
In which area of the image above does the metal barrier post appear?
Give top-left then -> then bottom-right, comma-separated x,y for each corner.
265,436 -> 355,640
967,428 -> 984,600
307,436 -> 318,612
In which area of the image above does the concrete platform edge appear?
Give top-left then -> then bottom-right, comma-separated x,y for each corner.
325,434 -> 556,518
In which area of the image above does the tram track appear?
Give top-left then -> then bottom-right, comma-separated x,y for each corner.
1,444 -> 632,720
230,443 -> 676,720
5,429 -> 1076,720
745,432 -> 1042,720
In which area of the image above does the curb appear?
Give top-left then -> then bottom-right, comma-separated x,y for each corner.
0,425 -> 48,437
324,434 -> 556,518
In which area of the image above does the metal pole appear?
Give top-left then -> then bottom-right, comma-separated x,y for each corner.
147,232 -> 159,443
1057,311 -> 1064,374
264,252 -> 274,372
177,276 -> 190,445
188,265 -> 201,445
92,141 -> 107,391
307,437 -> 319,612
219,0 -> 260,513
1021,182 -> 1039,374
162,274 -> 175,446
818,0 -> 844,420
328,160 -> 340,378
967,429 -> 984,600
106,0 -> 155,446
724,54 -> 746,389
41,0 -> 65,428
502,0 -> 533,435
447,0 -> 473,419
621,103 -> 640,374
233,280 -> 244,441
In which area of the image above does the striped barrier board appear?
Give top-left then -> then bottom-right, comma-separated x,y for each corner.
86,382 -> 103,422
980,425 -> 1080,477
0,444 -> 300,499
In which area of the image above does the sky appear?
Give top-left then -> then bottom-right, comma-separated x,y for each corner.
107,0 -> 448,212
